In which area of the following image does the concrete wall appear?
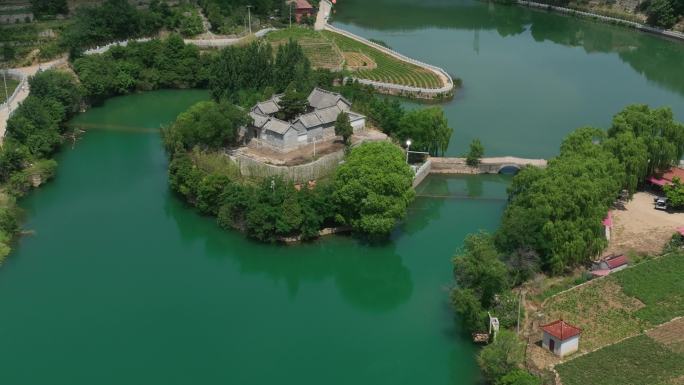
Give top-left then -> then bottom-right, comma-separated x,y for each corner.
233,149 -> 345,183
412,160 -> 432,188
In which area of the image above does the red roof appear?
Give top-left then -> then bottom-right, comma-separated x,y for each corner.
541,320 -> 581,341
677,227 -> 684,236
663,167 -> 684,182
650,167 -> 684,186
289,0 -> 314,10
604,254 -> 628,269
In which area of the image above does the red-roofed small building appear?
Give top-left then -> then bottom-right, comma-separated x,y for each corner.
591,254 -> 628,277
541,320 -> 581,357
287,0 -> 315,23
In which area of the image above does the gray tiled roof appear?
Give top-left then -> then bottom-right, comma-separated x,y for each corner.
250,112 -> 269,128
256,100 -> 280,115
315,106 -> 343,125
296,112 -> 324,129
307,87 -> 351,110
263,118 -> 293,135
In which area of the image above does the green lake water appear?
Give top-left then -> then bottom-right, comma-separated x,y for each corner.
1,1 -> 684,384
332,0 -> 684,158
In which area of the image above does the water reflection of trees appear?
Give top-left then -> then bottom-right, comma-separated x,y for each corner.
334,0 -> 684,96
163,197 -> 413,312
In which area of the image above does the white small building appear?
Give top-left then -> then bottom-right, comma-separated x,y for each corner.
541,320 -> 581,358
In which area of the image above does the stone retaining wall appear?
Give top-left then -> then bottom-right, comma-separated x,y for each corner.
518,0 -> 684,42
231,149 -> 345,183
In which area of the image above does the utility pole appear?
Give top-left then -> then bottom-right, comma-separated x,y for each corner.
289,2 -> 292,28
516,290 -> 523,335
247,5 -> 252,34
2,70 -> 8,113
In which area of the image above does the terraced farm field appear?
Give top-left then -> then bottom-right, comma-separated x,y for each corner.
266,28 -> 343,70
538,253 -> 684,353
322,30 -> 443,89
265,27 -> 444,89
556,332 -> 684,385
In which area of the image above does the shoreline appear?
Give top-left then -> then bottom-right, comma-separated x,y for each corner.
517,0 -> 684,42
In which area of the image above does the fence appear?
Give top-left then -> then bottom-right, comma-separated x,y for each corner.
83,28 -> 278,55
323,24 -> 455,97
518,1 -> 684,42
232,149 -> 346,183
1,70 -> 27,112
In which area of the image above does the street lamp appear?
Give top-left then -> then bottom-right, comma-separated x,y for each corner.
247,5 -> 253,34
406,139 -> 412,164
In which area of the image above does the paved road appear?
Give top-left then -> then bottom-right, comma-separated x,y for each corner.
315,0 -> 332,31
0,57 -> 67,140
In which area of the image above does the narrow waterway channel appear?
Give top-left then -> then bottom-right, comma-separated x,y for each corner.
1,0 -> 684,383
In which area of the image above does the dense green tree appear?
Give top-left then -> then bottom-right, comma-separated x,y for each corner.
397,107 -> 452,155
646,0 -> 678,28
273,39 -> 311,92
179,10 -> 205,37
163,100 -> 250,151
0,143 -> 30,183
609,105 -> 684,176
453,232 -> 509,307
664,177 -> 684,209
477,330 -> 525,382
603,131 -> 649,194
168,149 -> 202,201
29,71 -> 82,118
276,84 -> 308,121
31,0 -> 68,18
332,141 -> 415,237
209,41 -> 274,101
450,288 -> 487,332
466,138 -> 485,166
334,111 -> 354,145
196,174 -> 231,215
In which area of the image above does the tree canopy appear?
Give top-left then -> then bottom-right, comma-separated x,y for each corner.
396,107 -> 452,156
332,141 -> 415,237
163,100 -> 250,151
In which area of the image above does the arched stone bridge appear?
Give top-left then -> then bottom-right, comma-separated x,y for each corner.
430,156 -> 547,174
413,156 -> 548,187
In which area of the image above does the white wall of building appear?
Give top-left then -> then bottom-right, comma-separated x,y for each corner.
542,332 -> 579,358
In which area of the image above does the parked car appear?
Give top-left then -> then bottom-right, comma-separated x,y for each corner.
655,197 -> 668,210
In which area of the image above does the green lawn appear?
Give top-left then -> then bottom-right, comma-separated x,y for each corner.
556,334 -> 684,385
1,78 -> 20,104
616,252 -> 684,324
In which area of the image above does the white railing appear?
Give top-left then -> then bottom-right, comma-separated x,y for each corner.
83,28 -> 278,55
323,24 -> 454,95
518,1 -> 684,41
1,70 -> 27,112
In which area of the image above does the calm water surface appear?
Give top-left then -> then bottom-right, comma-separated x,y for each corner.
333,0 -> 684,157
2,1 -> 684,383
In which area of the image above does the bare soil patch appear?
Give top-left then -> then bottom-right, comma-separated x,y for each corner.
343,51 -> 377,71
647,317 -> 684,353
606,192 -> 684,256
